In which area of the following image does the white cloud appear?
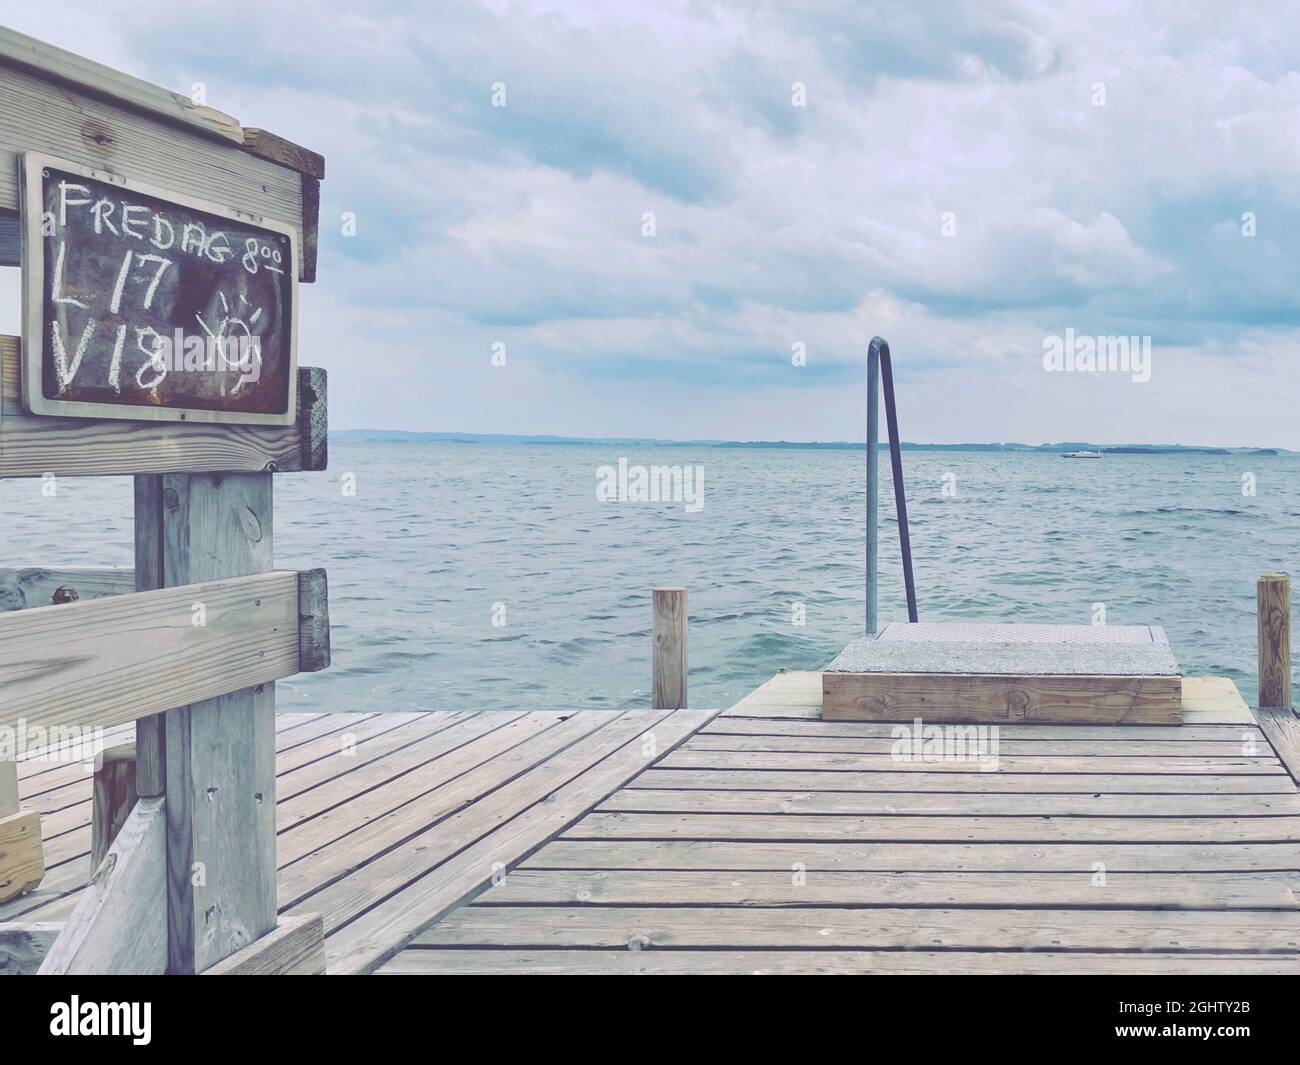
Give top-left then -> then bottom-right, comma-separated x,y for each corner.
4,0 -> 1299,445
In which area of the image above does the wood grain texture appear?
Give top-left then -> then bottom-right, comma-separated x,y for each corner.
822,671 -> 1182,724
602,788 -> 1300,817
565,810 -> 1300,843
0,761 -> 16,819
652,588 -> 687,710
1256,705 -> 1300,787
0,27 -> 243,144
634,767 -> 1295,793
475,868 -> 1300,910
388,665 -> 1300,975
298,366 -> 329,471
0,205 -> 16,267
378,949 -> 1300,976
524,839 -> 1300,873
0,59 -> 309,278
156,473 -> 277,974
0,810 -> 44,902
0,569 -> 301,742
0,566 -> 132,612
90,744 -> 136,871
298,568 -> 331,672
299,175 -> 321,283
132,476 -> 166,798
321,707 -> 718,974
201,913 -> 325,975
241,129 -> 325,179
1259,572 -> 1292,709
38,797 -> 165,974
416,904 -> 1300,952
658,749 -> 1278,774
727,672 -> 1245,723
0,338 -> 328,477
0,921 -> 61,974
16,683 -> 1297,976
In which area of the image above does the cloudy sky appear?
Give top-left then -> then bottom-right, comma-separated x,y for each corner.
5,1 -> 1300,446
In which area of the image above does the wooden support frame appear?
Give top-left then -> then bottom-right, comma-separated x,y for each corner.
91,744 -> 138,871
822,672 -> 1183,725
136,471 -> 281,974
0,808 -> 44,903
0,566 -> 133,611
201,914 -> 326,975
0,26 -> 330,977
1253,572 -> 1298,784
0,759 -> 16,817
39,798 -> 166,975
0,26 -> 322,279
0,568 -> 330,747
0,338 -> 329,478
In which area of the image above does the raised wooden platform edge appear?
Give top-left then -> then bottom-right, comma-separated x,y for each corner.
0,809 -> 44,903
202,914 -> 325,975
1255,705 -> 1300,786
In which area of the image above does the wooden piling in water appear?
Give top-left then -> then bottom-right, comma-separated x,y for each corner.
1258,573 -> 1292,709
652,588 -> 687,710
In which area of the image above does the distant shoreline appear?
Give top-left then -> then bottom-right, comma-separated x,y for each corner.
331,430 -> 1289,456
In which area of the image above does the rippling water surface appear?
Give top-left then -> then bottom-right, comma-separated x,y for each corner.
4,443 -> 1296,710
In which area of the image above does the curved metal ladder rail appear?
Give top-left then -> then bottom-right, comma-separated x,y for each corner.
865,336 -> 918,633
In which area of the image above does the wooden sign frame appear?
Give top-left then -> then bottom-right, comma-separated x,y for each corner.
19,152 -> 299,426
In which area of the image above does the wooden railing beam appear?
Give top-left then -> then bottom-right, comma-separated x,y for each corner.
0,569 -> 329,750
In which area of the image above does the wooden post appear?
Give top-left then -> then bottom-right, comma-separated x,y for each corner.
1258,573 -> 1292,709
0,760 -> 16,819
91,744 -> 137,871
134,472 -> 277,973
652,588 -> 687,710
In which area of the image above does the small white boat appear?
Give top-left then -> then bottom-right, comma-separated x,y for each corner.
1062,450 -> 1103,458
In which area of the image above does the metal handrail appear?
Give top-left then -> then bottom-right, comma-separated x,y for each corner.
866,336 -> 918,633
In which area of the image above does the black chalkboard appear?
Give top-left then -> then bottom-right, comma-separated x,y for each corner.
22,156 -> 296,424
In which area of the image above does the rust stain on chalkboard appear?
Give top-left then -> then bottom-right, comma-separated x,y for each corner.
21,154 -> 298,425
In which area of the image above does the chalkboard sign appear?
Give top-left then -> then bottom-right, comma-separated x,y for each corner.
20,154 -> 297,425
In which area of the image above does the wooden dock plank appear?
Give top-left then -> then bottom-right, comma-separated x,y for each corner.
632,767 -> 1299,793
687,735 -> 1266,757
311,707 -> 717,974
276,711 -> 613,891
414,904 -> 1300,953
9,674 -> 1297,975
600,788 -> 1300,817
655,749 -> 1284,775
659,749 -> 1285,774
473,868 -> 1300,909
564,811 -> 1300,843
376,949 -> 1300,975
386,671 -> 1300,976
706,718 -> 1265,742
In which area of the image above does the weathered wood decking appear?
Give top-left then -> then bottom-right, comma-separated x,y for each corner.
2,705 -> 714,973
6,670 -> 1299,974
388,671 -> 1300,974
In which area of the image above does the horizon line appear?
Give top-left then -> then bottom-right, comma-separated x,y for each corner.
329,429 -> 1292,454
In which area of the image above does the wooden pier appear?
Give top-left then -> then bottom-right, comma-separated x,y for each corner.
0,28 -> 1297,980
5,666 -> 1299,975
